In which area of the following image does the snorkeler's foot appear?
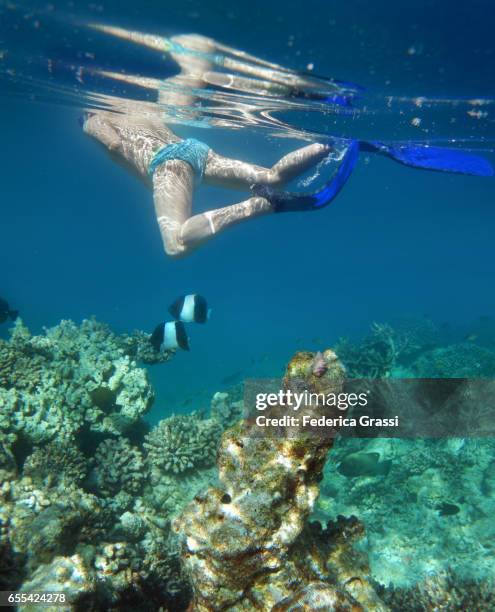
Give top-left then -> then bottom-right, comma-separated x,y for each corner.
251,140 -> 359,212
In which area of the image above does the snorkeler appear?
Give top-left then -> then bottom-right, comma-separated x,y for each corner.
83,33 -> 359,257
83,30 -> 493,258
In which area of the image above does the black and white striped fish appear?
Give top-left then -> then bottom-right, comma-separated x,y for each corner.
150,321 -> 190,351
169,294 -> 210,324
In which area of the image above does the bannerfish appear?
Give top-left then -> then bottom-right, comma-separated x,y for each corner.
169,294 -> 210,324
337,452 -> 392,478
150,321 -> 190,351
0,297 -> 18,324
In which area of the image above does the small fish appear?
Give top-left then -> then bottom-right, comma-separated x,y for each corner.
437,502 -> 460,517
337,452 -> 392,478
150,321 -> 190,351
464,333 -> 478,342
169,294 -> 210,324
0,297 -> 18,324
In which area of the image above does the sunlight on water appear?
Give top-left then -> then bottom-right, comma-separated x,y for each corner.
1,2 -> 494,152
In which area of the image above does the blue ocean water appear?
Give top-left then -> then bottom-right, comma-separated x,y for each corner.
1,0 -> 494,418
2,2 -> 495,607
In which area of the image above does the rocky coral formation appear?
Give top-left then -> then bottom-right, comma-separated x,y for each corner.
118,329 -> 174,365
210,391 -> 244,428
174,349 -> 387,611
20,553 -> 96,611
0,318 -> 154,448
144,413 -> 222,477
23,441 -> 87,488
91,438 -> 145,496
0,317 -> 195,609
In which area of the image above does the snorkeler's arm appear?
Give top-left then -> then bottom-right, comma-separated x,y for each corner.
203,143 -> 330,190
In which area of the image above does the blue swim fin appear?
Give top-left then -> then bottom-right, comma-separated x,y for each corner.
251,140 -> 359,212
362,141 -> 494,177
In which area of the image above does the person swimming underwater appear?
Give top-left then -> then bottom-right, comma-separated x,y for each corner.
83,31 -> 493,258
83,34 -> 360,257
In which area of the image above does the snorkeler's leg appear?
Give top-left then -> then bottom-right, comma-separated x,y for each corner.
179,197 -> 273,253
153,170 -> 271,257
179,142 -> 357,250
251,139 -> 359,211
152,160 -> 195,257
204,143 -> 331,190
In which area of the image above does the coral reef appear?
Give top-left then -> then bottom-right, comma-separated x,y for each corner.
91,438 -> 145,496
411,342 -> 495,377
210,391 -> 244,428
118,328 -> 174,365
23,441 -> 87,488
174,349 -> 387,611
0,317 -> 234,609
335,323 -> 400,378
20,554 -> 96,611
144,413 -> 222,477
0,319 -> 154,446
2,314 -> 494,610
317,436 -> 495,588
336,318 -> 440,378
380,570 -> 495,611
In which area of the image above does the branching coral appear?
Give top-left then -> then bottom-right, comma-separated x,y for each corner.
336,319 -> 441,378
336,323 -> 398,378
